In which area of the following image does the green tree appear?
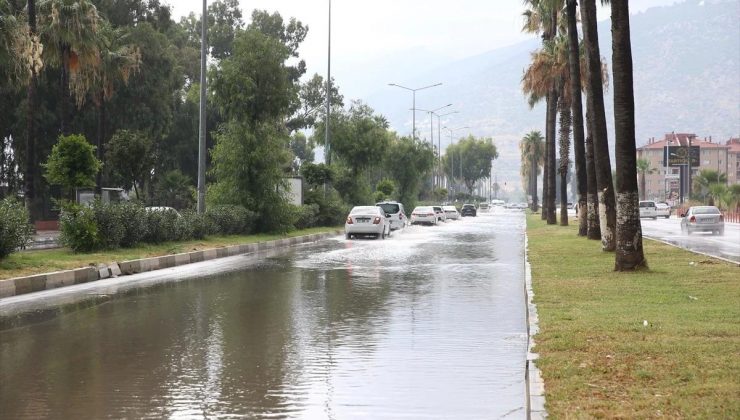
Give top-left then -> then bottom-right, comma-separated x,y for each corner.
300,162 -> 333,188
376,178 -> 395,197
38,0 -> 102,134
693,169 -> 727,205
445,135 -> 498,195
520,130 -> 544,211
153,169 -> 195,210
384,135 -> 435,210
289,131 -> 314,173
105,129 -> 153,199
290,73 -> 343,131
635,157 -> 655,201
43,133 -> 101,197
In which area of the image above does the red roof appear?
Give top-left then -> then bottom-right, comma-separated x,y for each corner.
638,133 -> 732,150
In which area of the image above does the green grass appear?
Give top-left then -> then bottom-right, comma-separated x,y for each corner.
0,226 -> 340,280
527,214 -> 739,418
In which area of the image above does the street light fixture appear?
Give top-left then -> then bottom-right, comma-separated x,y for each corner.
388,82 -> 442,140
413,104 -> 454,188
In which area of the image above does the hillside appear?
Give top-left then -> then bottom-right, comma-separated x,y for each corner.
361,0 -> 740,190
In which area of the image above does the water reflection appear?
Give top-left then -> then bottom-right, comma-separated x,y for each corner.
0,211 -> 527,418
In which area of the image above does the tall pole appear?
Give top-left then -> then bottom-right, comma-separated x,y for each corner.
687,135 -> 693,201
389,83 -> 442,139
325,0 -> 332,165
196,0 -> 207,213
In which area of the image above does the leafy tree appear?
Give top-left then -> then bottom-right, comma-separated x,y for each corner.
105,129 -> 153,199
290,73 -> 343,131
43,133 -> 101,197
153,169 -> 195,210
444,135 -> 498,195
376,179 -> 395,197
0,197 -> 33,259
300,162 -> 333,188
384,135 -> 435,210
289,131 -> 314,173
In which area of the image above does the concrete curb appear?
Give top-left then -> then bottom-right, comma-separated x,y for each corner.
0,231 -> 340,299
524,234 -> 547,419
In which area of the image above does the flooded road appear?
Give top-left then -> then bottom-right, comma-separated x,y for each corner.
641,217 -> 740,263
0,210 -> 528,419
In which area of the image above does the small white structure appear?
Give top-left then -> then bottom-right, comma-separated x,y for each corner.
284,177 -> 303,206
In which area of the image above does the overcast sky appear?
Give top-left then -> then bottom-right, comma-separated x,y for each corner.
169,0 -> 682,79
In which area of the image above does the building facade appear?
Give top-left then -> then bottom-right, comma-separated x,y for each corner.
636,133 -> 740,204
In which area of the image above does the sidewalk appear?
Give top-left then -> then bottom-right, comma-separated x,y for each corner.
28,231 -> 61,250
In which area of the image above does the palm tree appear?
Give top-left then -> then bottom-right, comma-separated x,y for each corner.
581,0 -> 617,252
38,0 -> 102,135
693,169 -> 727,205
612,0 -> 646,270
89,22 -> 141,189
566,0 -> 587,236
635,157 -> 655,200
584,104 -> 600,240
708,183 -> 729,210
520,131 -> 545,211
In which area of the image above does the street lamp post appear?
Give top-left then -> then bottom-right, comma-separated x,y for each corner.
325,0 -> 332,166
412,104 -> 453,188
196,0 -> 207,214
389,82 -> 442,139
443,125 -> 470,198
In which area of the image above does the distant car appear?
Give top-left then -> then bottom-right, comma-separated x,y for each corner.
410,206 -> 437,225
680,206 -> 724,235
639,200 -> 658,219
478,203 -> 490,213
432,206 -> 447,222
442,205 -> 461,220
491,199 -> 505,207
376,201 -> 407,231
460,203 -> 477,217
655,202 -> 671,219
345,206 -> 391,239
566,202 -> 574,210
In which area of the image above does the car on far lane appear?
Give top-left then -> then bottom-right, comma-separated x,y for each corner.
680,206 -> 724,235
655,202 -> 671,219
410,206 -> 437,225
442,205 -> 460,220
461,203 -> 477,217
345,206 -> 391,240
478,203 -> 490,213
639,200 -> 658,219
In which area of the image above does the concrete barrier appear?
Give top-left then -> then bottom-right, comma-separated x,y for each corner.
1,230 -> 341,299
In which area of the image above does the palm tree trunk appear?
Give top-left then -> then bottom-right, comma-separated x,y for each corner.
612,0 -> 646,270
567,0 -> 588,236
95,94 -> 104,192
541,111 -> 549,220
559,89 -> 571,226
60,45 -> 72,135
546,90 -> 558,225
25,0 -> 39,221
639,171 -> 646,201
585,103 -> 601,240
581,0 -> 616,251
531,153 -> 539,211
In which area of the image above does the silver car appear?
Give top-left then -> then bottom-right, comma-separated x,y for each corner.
410,206 -> 437,225
442,205 -> 460,220
345,206 -> 391,240
680,206 -> 724,235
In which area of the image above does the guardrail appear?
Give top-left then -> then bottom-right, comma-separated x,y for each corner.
723,212 -> 739,223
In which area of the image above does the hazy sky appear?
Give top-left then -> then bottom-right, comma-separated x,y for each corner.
169,0 -> 682,79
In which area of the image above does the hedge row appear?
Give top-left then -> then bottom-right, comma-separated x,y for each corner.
60,201 -> 258,252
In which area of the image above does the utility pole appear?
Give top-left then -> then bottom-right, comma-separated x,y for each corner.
325,0 -> 332,166
196,0 -> 207,213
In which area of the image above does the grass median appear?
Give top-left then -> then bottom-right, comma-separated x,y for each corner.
526,214 -> 739,418
0,226 -> 340,281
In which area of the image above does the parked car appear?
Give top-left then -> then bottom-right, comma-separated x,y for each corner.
491,199 -> 505,207
460,203 -> 477,217
442,205 -> 461,220
376,201 -> 407,231
639,200 -> 658,219
680,206 -> 724,235
432,206 -> 447,222
345,206 -> 391,239
410,206 -> 437,225
145,206 -> 181,217
478,203 -> 490,213
655,202 -> 671,219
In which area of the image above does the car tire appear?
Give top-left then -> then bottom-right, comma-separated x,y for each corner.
346,233 -> 351,240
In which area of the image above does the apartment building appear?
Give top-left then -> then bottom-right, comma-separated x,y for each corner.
636,133 -> 740,203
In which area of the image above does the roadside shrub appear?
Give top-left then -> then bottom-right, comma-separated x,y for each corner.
0,198 -> 33,259
117,201 -> 148,247
293,204 -> 319,230
143,208 -> 182,243
59,203 -> 99,252
206,205 -> 256,235
91,200 -> 125,249
305,189 -> 351,227
180,210 -> 211,240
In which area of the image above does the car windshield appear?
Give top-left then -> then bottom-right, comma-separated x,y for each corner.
639,202 -> 655,208
692,207 -> 720,215
462,204 -> 474,208
413,207 -> 433,213
442,206 -> 457,211
377,203 -> 400,214
350,206 -> 378,214
433,207 -> 442,211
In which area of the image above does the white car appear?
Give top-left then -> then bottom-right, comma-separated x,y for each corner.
655,202 -> 671,219
410,206 -> 437,225
639,200 -> 657,219
478,203 -> 490,213
345,206 -> 390,239
442,205 -> 461,220
376,201 -> 407,231
432,206 -> 447,222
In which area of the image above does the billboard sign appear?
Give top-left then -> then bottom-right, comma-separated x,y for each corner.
664,145 -> 699,167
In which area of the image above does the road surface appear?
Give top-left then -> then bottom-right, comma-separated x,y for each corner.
641,217 -> 740,263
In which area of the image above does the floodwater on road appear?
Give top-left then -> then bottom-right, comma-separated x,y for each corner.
0,210 -> 528,419
641,217 -> 740,263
